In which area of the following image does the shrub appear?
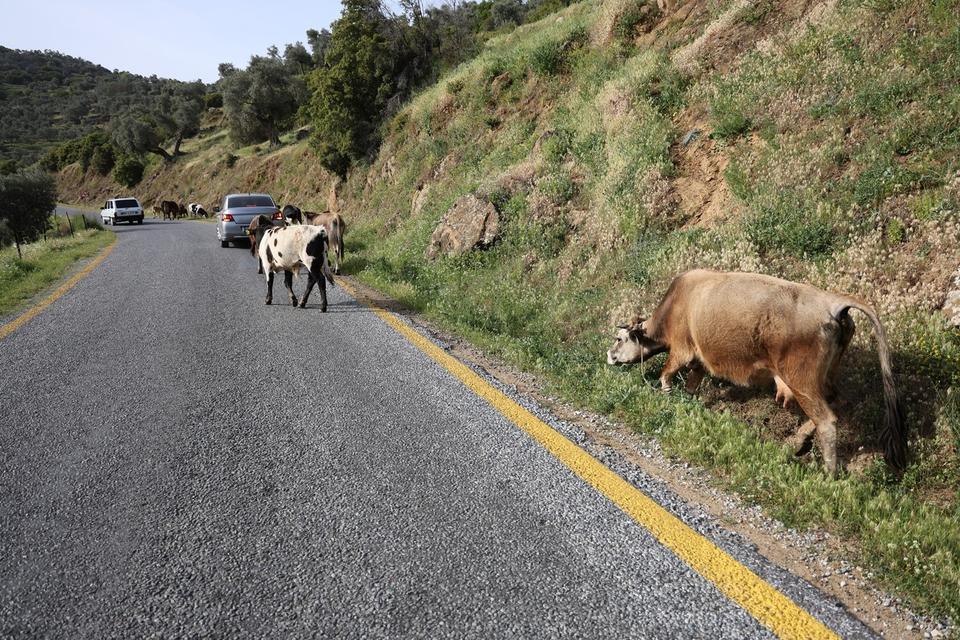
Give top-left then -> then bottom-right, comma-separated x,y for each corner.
203,92 -> 223,109
112,156 -> 145,187
745,191 -> 836,257
90,145 -> 115,176
0,171 -> 57,258
539,171 -> 575,204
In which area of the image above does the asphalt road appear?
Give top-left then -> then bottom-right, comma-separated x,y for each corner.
0,221 -> 875,638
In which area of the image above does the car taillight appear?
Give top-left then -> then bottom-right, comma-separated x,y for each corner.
222,213 -> 234,222
271,210 -> 283,220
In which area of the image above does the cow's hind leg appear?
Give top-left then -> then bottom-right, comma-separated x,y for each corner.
684,361 -> 705,393
299,273 -> 316,308
283,270 -> 298,307
265,272 -> 274,305
790,389 -> 839,476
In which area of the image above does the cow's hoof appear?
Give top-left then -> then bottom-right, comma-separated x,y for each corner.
787,433 -> 814,457
320,305 -> 327,313
265,298 -> 272,305
290,297 -> 299,307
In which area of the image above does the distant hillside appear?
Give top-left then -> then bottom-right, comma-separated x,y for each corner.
0,46 -> 203,165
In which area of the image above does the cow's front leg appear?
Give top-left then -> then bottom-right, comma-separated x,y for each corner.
659,352 -> 687,393
265,271 -> 274,305
299,273 -> 316,308
283,270 -> 298,306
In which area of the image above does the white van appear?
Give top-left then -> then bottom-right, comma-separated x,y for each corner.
100,197 -> 144,225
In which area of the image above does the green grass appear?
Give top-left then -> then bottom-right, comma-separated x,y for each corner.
334,0 -> 960,624
0,229 -> 113,318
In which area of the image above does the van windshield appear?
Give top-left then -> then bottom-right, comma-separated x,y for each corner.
227,195 -> 274,208
115,199 -> 139,208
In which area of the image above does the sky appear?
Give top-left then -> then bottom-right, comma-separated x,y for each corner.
0,0 -> 404,84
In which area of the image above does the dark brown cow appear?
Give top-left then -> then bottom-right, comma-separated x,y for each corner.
160,200 -> 179,220
605,269 -> 906,476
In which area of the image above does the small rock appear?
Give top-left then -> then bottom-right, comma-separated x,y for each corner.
681,128 -> 702,146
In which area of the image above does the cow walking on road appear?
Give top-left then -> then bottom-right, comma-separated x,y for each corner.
258,225 -> 335,312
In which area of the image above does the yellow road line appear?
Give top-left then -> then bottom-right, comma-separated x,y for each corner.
0,236 -> 117,340
339,279 -> 838,640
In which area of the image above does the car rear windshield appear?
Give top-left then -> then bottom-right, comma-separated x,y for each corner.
227,195 -> 275,208
115,199 -> 139,208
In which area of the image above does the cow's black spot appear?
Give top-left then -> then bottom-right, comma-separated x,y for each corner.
273,238 -> 278,246
266,245 -> 274,263
278,251 -> 282,258
305,229 -> 327,262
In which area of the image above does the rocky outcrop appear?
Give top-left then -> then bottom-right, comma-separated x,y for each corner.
425,195 -> 500,259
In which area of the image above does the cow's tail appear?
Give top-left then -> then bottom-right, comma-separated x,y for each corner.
835,301 -> 907,471
306,228 -> 336,287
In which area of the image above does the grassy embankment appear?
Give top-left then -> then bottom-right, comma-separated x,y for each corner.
338,0 -> 960,622
0,223 -> 113,318
57,0 -> 960,623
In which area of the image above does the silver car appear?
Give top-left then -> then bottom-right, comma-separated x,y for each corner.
215,193 -> 282,247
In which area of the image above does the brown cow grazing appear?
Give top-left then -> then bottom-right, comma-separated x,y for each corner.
177,203 -> 188,219
605,269 -> 906,476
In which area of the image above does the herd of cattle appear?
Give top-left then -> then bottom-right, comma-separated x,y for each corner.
151,200 -> 208,220
139,194 -> 906,476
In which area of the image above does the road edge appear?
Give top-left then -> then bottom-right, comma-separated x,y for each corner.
339,277 -> 842,640
0,234 -> 117,340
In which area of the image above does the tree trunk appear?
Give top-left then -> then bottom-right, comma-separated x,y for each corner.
14,235 -> 21,260
173,134 -> 184,156
151,146 -> 174,161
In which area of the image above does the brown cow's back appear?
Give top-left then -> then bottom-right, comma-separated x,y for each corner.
653,270 -> 847,385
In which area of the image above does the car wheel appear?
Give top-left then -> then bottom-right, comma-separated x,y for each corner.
221,239 -> 230,248
137,219 -> 143,225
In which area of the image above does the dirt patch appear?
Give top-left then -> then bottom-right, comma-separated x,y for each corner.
671,113 -> 736,227
670,0 -> 828,76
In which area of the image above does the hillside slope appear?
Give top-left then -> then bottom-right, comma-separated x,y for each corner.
58,0 -> 960,624
0,47 -> 202,165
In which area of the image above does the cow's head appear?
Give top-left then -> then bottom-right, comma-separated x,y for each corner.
606,318 -> 665,365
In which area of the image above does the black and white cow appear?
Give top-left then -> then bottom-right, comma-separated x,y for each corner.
188,202 -> 208,217
257,225 -> 335,311
282,204 -> 303,225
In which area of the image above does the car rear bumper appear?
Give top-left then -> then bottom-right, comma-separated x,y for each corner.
220,221 -> 251,240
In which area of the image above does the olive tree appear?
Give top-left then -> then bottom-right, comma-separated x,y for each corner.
0,171 -> 57,258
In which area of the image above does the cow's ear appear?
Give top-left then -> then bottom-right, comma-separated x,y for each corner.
627,317 -> 647,341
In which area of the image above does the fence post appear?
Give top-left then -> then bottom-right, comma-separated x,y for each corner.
66,212 -> 74,236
